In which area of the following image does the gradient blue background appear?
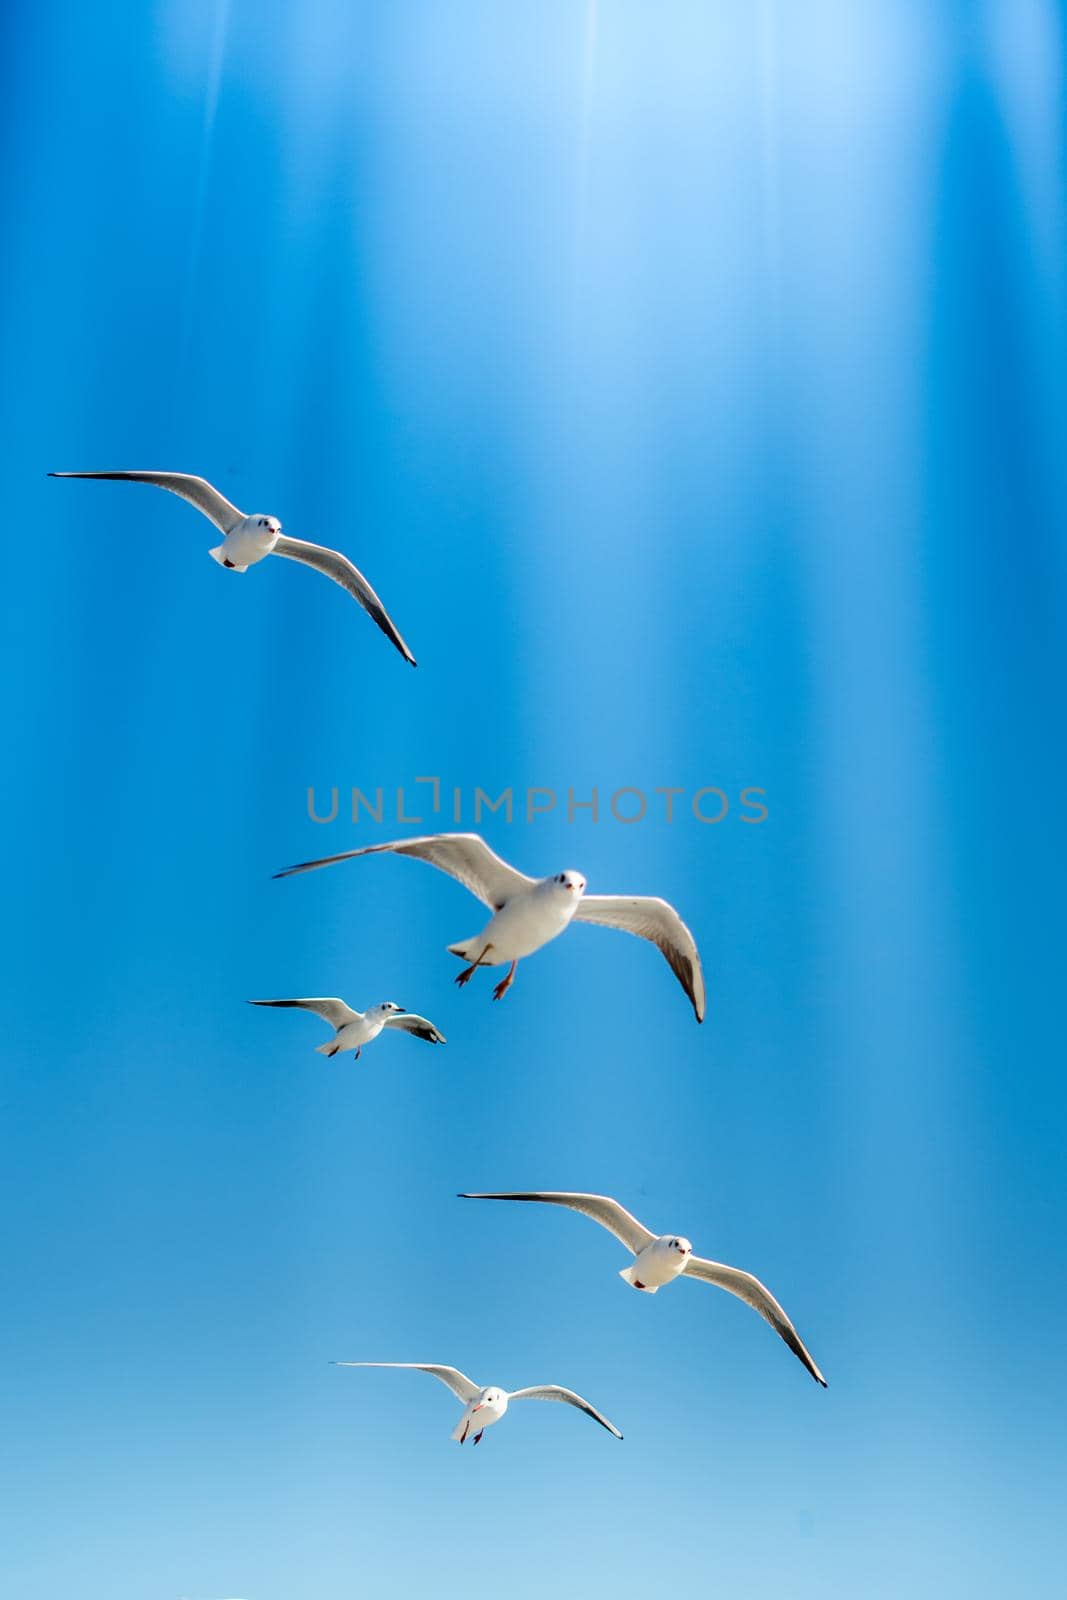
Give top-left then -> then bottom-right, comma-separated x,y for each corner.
2,2 -> 1065,1595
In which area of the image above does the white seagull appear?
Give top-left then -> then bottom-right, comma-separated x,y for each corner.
459,1192 -> 827,1386
48,470 -> 416,664
274,832 -> 706,1020
249,997 -> 444,1059
333,1362 -> 623,1446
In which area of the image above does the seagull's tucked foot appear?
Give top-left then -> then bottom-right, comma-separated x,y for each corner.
454,934 -> 495,985
354,1046 -> 361,1060
633,1280 -> 646,1290
491,961 -> 517,1002
223,559 -> 236,568
455,946 -> 492,989
473,1430 -> 484,1446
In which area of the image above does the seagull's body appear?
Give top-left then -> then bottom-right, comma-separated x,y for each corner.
333,1362 -> 623,1447
457,871 -> 584,965
248,997 -> 444,1059
459,1191 -> 827,1386
48,470 -> 416,664
274,833 -> 706,1020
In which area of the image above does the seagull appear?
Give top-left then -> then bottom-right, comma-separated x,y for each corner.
248,997 -> 445,1059
48,470 -> 416,664
273,832 -> 705,1020
458,1192 -> 826,1386
333,1362 -> 623,1446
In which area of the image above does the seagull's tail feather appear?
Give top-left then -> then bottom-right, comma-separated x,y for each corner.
208,543 -> 247,572
619,1264 -> 658,1292
447,938 -> 481,962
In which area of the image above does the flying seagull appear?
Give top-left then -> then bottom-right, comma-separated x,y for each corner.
248,997 -> 444,1059
333,1362 -> 623,1446
48,470 -> 416,664
459,1191 -> 826,1386
274,832 -> 705,1020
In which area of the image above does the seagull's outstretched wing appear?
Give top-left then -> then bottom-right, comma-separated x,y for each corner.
271,536 -> 416,666
573,894 -> 706,1022
274,832 -> 534,909
383,1012 -> 446,1044
507,1385 -> 623,1439
248,997 -> 359,1028
682,1256 -> 827,1386
458,1191 -> 655,1257
49,471 -> 244,534
333,1362 -> 481,1404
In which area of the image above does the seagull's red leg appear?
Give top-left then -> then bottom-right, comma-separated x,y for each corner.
473,1430 -> 484,1446
455,944 -> 493,988
492,961 -> 517,1002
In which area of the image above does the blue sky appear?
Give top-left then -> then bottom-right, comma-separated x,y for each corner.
2,2 -> 1066,1596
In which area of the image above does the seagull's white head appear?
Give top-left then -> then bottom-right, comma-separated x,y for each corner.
551,870 -> 586,895
473,1387 -> 507,1413
668,1236 -> 692,1259
252,514 -> 282,535
373,1001 -> 405,1017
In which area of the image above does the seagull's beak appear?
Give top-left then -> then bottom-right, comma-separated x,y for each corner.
471,1403 -> 485,1414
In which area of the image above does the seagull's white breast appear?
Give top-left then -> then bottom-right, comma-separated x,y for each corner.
482,881 -> 583,962
221,514 -> 280,568
632,1236 -> 690,1289
335,1016 -> 380,1050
